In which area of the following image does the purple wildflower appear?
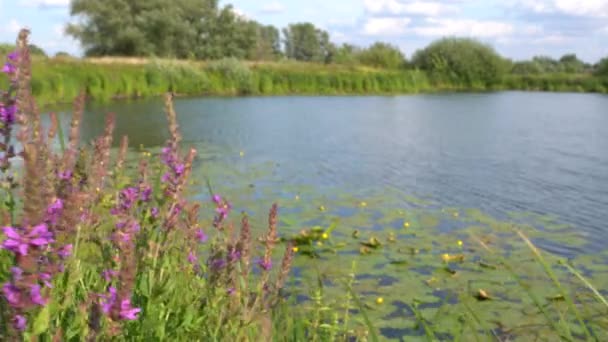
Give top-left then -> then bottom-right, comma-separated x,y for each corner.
1,224 -> 54,256
2,63 -> 16,74
100,287 -> 117,314
102,269 -> 119,282
174,164 -> 185,176
57,244 -> 73,259
210,258 -> 227,271
227,287 -> 236,295
0,104 -> 16,124
39,273 -> 53,288
46,199 -> 63,225
228,248 -> 241,262
7,51 -> 17,61
10,267 -> 23,281
2,283 -> 21,306
57,170 -> 72,180
119,299 -> 141,320
150,207 -> 159,218
140,185 -> 152,202
212,195 -> 222,205
257,259 -> 272,271
30,284 -> 46,306
13,315 -> 26,331
195,229 -> 208,243
187,251 -> 197,264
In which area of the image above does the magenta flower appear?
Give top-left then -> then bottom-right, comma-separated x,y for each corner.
46,199 -> 63,225
1,224 -> 54,256
228,248 -> 241,262
2,63 -> 16,74
140,185 -> 152,202
212,195 -> 222,205
0,104 -> 16,124
187,251 -> 197,264
30,284 -> 46,306
99,287 -> 117,314
39,273 -> 53,288
102,269 -> 119,282
195,229 -> 208,243
57,244 -> 73,259
10,267 -> 23,281
57,170 -> 72,180
7,51 -> 18,61
2,283 -> 21,306
13,315 -> 26,331
257,259 -> 272,271
150,207 -> 159,218
119,299 -> 141,320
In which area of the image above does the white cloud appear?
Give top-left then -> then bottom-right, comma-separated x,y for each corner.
19,0 -> 69,7
260,1 -> 285,14
412,18 -> 514,38
364,0 -> 458,16
5,19 -> 23,34
514,0 -> 608,17
362,17 -> 411,36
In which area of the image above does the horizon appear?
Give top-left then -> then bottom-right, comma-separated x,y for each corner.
0,0 -> 607,63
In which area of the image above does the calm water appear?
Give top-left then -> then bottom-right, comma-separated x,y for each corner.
72,92 -> 608,255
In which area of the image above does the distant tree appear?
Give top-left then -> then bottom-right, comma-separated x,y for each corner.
54,51 -> 73,58
332,43 -> 361,65
283,23 -> 333,63
595,58 -> 608,76
511,61 -> 542,75
531,56 -> 561,73
0,43 -> 47,57
559,53 -> 585,73
358,42 -> 405,69
247,23 -> 281,61
411,37 -> 508,86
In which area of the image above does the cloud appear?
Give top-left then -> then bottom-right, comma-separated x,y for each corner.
19,0 -> 69,8
364,0 -> 459,16
514,0 -> 608,17
362,17 -> 411,36
260,1 -> 285,14
412,18 -> 514,38
4,19 -> 23,34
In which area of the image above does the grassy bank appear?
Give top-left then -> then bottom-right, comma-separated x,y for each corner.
4,56 -> 607,106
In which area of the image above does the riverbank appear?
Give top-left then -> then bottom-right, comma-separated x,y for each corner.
3,57 -> 607,106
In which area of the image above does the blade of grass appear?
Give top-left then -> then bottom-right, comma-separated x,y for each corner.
517,230 -> 594,341
560,260 -> 608,309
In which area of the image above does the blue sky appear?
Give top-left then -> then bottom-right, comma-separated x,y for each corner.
1,0 -> 608,62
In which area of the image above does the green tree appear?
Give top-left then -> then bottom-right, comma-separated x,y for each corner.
333,43 -> 361,65
358,42 -> 405,69
595,58 -> 608,76
559,54 -> 585,73
247,23 -> 281,61
283,23 -> 333,63
411,37 -> 508,86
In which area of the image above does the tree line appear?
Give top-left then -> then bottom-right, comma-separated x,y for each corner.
8,0 -> 608,88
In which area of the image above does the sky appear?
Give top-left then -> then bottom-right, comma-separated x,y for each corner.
1,0 -> 608,63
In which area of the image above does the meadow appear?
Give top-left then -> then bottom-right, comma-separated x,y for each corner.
1,30 -> 607,341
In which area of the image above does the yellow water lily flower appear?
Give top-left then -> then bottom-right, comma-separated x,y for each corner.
403,222 -> 410,228
442,253 -> 451,262
453,212 -> 459,218
360,201 -> 367,207
458,240 -> 463,247
316,241 -> 323,246
292,247 -> 299,253
321,233 -> 329,240
295,195 -> 300,201
376,297 -> 384,305
319,205 -> 326,212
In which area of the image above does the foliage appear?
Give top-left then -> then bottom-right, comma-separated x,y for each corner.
357,42 -> 406,70
411,37 -> 509,87
283,23 -> 334,63
0,43 -> 47,57
594,57 -> 608,76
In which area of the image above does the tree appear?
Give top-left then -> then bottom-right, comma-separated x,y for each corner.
411,37 -> 508,86
358,42 -> 405,69
333,43 -> 361,65
559,53 -> 585,73
595,58 -> 608,76
283,23 -> 333,63
67,0 -> 250,59
247,23 -> 281,61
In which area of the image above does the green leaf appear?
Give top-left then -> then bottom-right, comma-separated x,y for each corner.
33,305 -> 50,335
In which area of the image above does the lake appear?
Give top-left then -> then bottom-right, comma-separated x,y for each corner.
71,91 -> 608,257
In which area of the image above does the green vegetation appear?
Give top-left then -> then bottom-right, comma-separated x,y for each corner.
2,30 -> 608,342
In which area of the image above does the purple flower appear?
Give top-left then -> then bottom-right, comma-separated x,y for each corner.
40,273 -> 53,288
195,229 -> 208,243
212,195 -> 222,205
46,199 -> 63,225
150,207 -> 159,218
140,185 -> 152,202
161,172 -> 171,183
227,287 -> 236,295
57,170 -> 72,180
119,299 -> 141,320
209,258 -> 227,271
257,259 -> 272,271
174,164 -> 185,176
228,248 -> 241,262
30,284 -> 46,306
10,267 -> 23,281
13,315 -> 26,331
1,224 -> 54,256
188,251 -> 197,264
100,287 -> 117,314
102,269 -> 119,282
2,283 -> 21,306
2,63 -> 16,74
57,244 -> 73,259
7,51 -> 18,61
0,104 -> 16,124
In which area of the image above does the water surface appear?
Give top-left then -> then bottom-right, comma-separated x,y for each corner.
72,92 -> 608,256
